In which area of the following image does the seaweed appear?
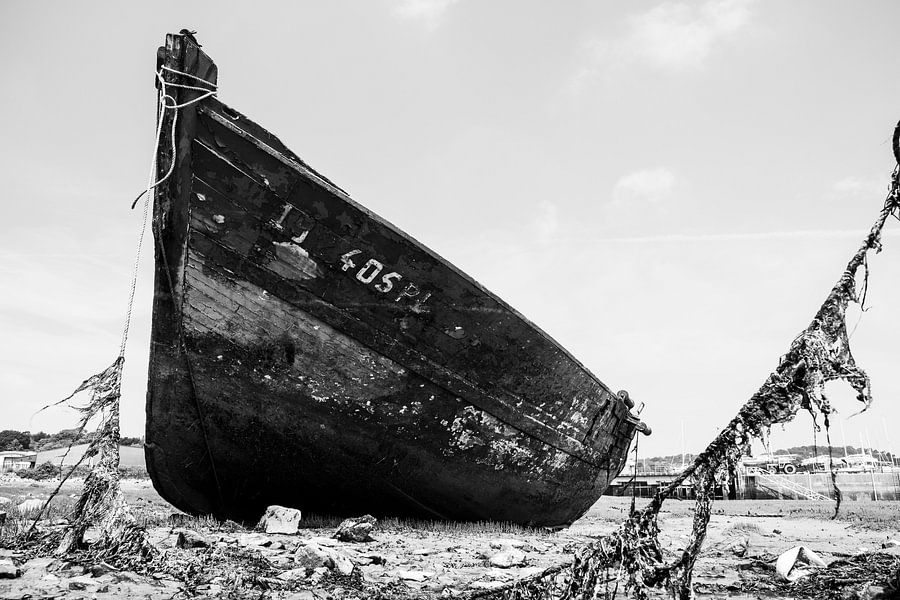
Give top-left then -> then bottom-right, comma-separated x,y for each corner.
474,155 -> 900,600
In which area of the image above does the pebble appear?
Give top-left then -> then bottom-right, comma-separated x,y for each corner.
238,532 -> 270,547
0,560 -> 20,579
277,568 -> 308,581
470,580 -> 507,590
330,552 -> 354,576
294,543 -> 331,573
174,528 -> 209,549
397,569 -> 434,582
489,548 -> 527,568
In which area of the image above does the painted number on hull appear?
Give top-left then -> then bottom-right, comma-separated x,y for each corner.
340,249 -> 431,305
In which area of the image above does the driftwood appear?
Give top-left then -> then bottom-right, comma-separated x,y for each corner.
475,160 -> 900,599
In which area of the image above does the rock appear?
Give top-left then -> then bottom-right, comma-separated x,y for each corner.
294,543 -> 331,573
334,514 -> 376,542
21,556 -> 56,578
470,580 -> 507,590
360,553 -> 387,565
309,565 -> 330,584
0,496 -> 10,505
330,552 -> 355,576
260,505 -> 302,535
277,568 -> 308,581
67,575 -> 101,590
309,536 -> 339,547
397,569 -> 433,582
0,559 -> 20,579
882,539 -> 900,549
489,548 -> 527,568
16,498 -> 43,515
285,592 -> 317,600
175,528 -> 209,549
726,536 -> 750,557
85,562 -> 116,577
238,532 -> 270,547
489,539 -> 527,550
0,511 -> 5,526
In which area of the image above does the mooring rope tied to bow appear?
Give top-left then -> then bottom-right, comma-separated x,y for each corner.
23,64 -> 220,556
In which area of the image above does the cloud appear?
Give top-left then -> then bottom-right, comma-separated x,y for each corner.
532,201 -> 559,245
831,176 -> 888,199
577,0 -> 754,84
612,167 -> 680,207
569,227 -> 900,245
391,0 -> 460,29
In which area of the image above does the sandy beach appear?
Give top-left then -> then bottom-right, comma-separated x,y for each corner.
1,475 -> 898,599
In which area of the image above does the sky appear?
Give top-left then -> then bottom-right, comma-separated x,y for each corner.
1,1 -> 900,459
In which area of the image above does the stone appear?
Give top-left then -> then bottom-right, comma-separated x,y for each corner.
359,553 -> 386,565
0,496 -> 10,505
276,568 -> 308,581
489,548 -> 526,568
882,539 -> 900,549
0,559 -> 20,579
85,562 -> 116,577
470,580 -> 507,590
309,536 -> 339,547
334,514 -> 376,542
238,532 -> 270,547
260,505 -> 302,535
489,539 -> 526,550
309,566 -> 330,584
397,569 -> 433,582
330,552 -> 354,576
16,498 -> 43,515
175,528 -> 209,549
726,536 -> 750,557
294,543 -> 331,573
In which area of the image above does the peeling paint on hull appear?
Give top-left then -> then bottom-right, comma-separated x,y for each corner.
146,32 -> 641,528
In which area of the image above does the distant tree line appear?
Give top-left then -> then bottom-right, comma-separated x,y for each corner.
643,444 -> 894,467
0,429 -> 143,452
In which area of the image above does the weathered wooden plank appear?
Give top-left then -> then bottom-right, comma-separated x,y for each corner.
178,252 -> 619,522
186,141 -> 613,442
195,108 -> 609,399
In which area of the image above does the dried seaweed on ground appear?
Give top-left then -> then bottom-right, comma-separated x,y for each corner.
476,160 -> 900,600
788,552 -> 900,599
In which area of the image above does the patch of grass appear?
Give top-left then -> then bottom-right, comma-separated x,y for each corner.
376,516 -> 548,537
724,521 -> 763,535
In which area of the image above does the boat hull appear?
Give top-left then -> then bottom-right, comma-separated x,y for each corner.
146,32 -> 641,527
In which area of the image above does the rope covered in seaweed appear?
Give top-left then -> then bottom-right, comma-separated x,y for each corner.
476,139 -> 900,600
23,65 -> 219,560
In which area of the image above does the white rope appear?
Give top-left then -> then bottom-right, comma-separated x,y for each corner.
161,65 -> 217,88
118,66 -> 218,357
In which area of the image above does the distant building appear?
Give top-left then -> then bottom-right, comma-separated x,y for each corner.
0,450 -> 37,472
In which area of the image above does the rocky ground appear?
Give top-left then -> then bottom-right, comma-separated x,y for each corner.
1,475 -> 899,599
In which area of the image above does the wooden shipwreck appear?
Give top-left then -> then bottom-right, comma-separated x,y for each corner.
146,31 -> 649,528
